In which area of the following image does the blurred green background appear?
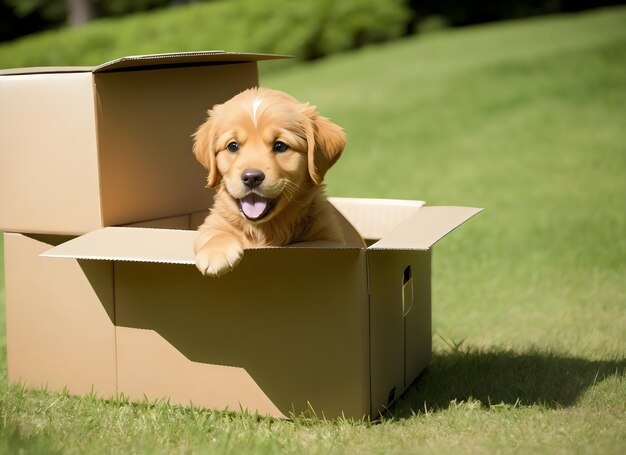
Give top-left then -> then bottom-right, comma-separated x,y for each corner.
1,0 -> 625,68
0,1 -> 624,453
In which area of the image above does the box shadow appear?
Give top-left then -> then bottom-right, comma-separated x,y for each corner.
386,348 -> 626,418
96,248 -> 371,418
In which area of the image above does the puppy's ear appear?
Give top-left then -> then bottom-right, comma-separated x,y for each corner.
306,110 -> 346,185
192,115 -> 219,188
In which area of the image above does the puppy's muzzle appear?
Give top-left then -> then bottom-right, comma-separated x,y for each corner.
238,168 -> 274,221
241,168 -> 265,189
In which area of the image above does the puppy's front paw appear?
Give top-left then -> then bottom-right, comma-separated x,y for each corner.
195,234 -> 244,277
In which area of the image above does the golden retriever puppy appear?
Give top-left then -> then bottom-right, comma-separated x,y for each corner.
192,87 -> 348,276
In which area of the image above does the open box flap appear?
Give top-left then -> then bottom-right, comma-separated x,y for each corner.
41,226 -> 361,265
41,227 -> 198,264
369,206 -> 483,250
0,51 -> 290,76
0,66 -> 93,76
329,197 -> 425,241
94,51 -> 291,73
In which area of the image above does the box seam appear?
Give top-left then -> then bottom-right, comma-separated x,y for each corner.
365,249 -> 373,417
112,261 -> 119,400
92,74 -> 105,229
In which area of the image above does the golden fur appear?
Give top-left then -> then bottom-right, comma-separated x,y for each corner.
192,87 -> 347,276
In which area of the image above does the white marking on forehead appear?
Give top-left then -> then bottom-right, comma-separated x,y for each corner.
251,98 -> 262,127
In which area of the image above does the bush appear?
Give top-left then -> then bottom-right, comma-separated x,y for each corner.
0,0 -> 411,70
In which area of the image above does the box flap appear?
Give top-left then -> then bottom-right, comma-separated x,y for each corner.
0,52 -> 290,76
329,197 -> 425,241
369,206 -> 482,250
41,226 -> 361,264
0,66 -> 93,76
42,227 -> 197,264
94,51 -> 291,73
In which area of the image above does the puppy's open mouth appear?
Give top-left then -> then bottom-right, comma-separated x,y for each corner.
237,193 -> 275,221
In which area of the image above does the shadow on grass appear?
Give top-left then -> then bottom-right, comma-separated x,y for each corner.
389,348 -> 626,417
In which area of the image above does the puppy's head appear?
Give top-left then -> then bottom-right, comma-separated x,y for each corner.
193,88 -> 345,223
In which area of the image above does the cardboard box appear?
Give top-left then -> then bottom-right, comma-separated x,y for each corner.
4,198 -> 481,419
0,51 -> 284,235
1,52 -> 481,418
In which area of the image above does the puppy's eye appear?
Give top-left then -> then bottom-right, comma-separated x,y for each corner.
227,141 -> 239,153
273,141 -> 289,153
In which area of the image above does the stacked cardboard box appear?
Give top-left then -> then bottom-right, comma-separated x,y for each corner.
0,52 -> 480,419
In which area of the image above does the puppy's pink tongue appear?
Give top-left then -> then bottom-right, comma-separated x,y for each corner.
240,194 -> 269,219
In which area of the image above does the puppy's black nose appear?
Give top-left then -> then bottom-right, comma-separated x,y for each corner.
241,168 -> 265,188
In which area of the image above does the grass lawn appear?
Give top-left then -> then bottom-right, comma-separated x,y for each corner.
1,6 -> 625,454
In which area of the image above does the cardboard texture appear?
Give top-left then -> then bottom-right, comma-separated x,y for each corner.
4,233 -> 117,397
0,52 -> 481,419
32,200 -> 479,418
0,52 -> 282,235
113,248 -> 370,418
329,197 -> 425,242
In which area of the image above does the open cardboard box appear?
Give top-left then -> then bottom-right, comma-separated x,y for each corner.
0,51 -> 284,235
0,51 -> 481,419
4,198 -> 480,419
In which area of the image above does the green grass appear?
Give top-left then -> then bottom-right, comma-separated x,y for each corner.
1,6 -> 626,454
